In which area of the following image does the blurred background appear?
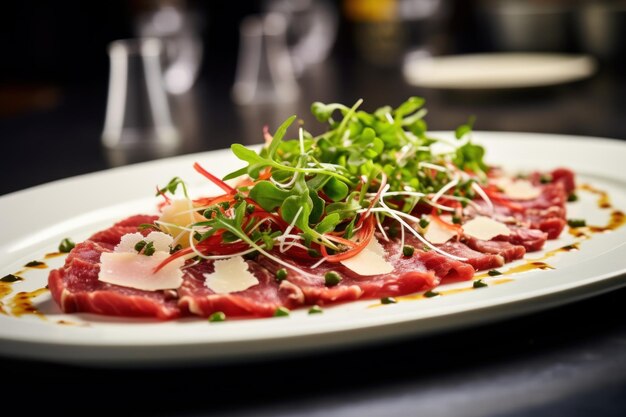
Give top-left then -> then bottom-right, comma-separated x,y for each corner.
1,0 -> 625,195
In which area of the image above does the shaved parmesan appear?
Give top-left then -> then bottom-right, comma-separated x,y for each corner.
340,237 -> 394,276
424,219 -> 457,244
203,256 -> 259,294
115,231 -> 174,253
462,216 -> 511,241
158,199 -> 206,247
495,177 -> 541,200
99,252 -> 184,291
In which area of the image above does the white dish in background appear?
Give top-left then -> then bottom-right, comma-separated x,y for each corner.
0,132 -> 625,366
403,53 -> 596,89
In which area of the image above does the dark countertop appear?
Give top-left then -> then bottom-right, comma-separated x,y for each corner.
1,57 -> 625,416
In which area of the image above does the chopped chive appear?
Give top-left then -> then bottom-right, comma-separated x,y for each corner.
138,223 -> 160,231
143,241 -> 156,256
308,305 -> 323,314
488,270 -> 502,276
424,290 -> 440,298
208,311 -> 226,322
273,306 -> 290,317
275,268 -> 288,282
134,240 -> 147,252
170,244 -> 183,254
540,174 -> 552,184
58,238 -> 75,253
567,193 -> 578,202
402,245 -> 415,257
381,296 -> 397,304
567,218 -> 586,228
307,248 -> 321,258
1,274 -> 23,283
324,271 -> 342,286
473,279 -> 488,288
219,201 -> 231,210
203,208 -> 216,218
234,193 -> 244,202
246,204 -> 256,214
452,215 -> 462,224
25,261 -> 45,267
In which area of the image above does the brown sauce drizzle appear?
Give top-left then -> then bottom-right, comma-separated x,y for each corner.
579,183 -> 612,209
569,210 -> 625,238
8,287 -> 48,318
1,274 -> 25,315
44,252 -> 64,259
24,260 -> 48,269
389,278 -> 514,304
531,242 -> 580,262
567,184 -> 625,237
474,262 -> 554,280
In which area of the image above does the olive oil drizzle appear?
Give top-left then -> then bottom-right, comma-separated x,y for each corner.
391,278 -> 514,303
24,260 -> 48,269
0,257 -> 54,318
0,274 -> 25,315
9,287 -> 48,318
568,184 -> 625,238
579,183 -> 612,209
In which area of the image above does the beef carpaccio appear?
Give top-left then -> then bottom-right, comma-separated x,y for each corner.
48,98 -> 577,320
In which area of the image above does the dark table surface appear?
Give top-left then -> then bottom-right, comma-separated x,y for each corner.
1,57 -> 626,416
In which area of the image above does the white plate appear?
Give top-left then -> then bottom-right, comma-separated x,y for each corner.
1,132 -> 625,366
402,53 -> 596,89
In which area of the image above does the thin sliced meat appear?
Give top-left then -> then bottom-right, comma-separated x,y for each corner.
399,235 -> 475,283
526,213 -> 566,239
435,240 -> 504,272
178,260 -> 301,318
529,168 -> 576,195
464,238 -> 525,263
550,168 -> 576,195
48,215 -> 181,320
479,181 -> 568,239
48,241 -> 180,320
255,257 -> 366,305
257,234 -> 474,305
496,226 -> 548,252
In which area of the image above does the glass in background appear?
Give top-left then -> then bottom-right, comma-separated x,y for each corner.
134,0 -> 204,95
262,0 -> 339,76
101,38 -> 182,165
232,13 -> 299,105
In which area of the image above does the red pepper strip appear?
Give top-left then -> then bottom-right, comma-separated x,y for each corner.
482,186 -> 526,212
193,162 -> 237,194
321,216 -> 375,262
154,246 -> 194,272
323,234 -> 358,248
155,185 -> 171,207
356,173 -> 388,228
244,198 -> 291,230
193,194 -> 235,208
